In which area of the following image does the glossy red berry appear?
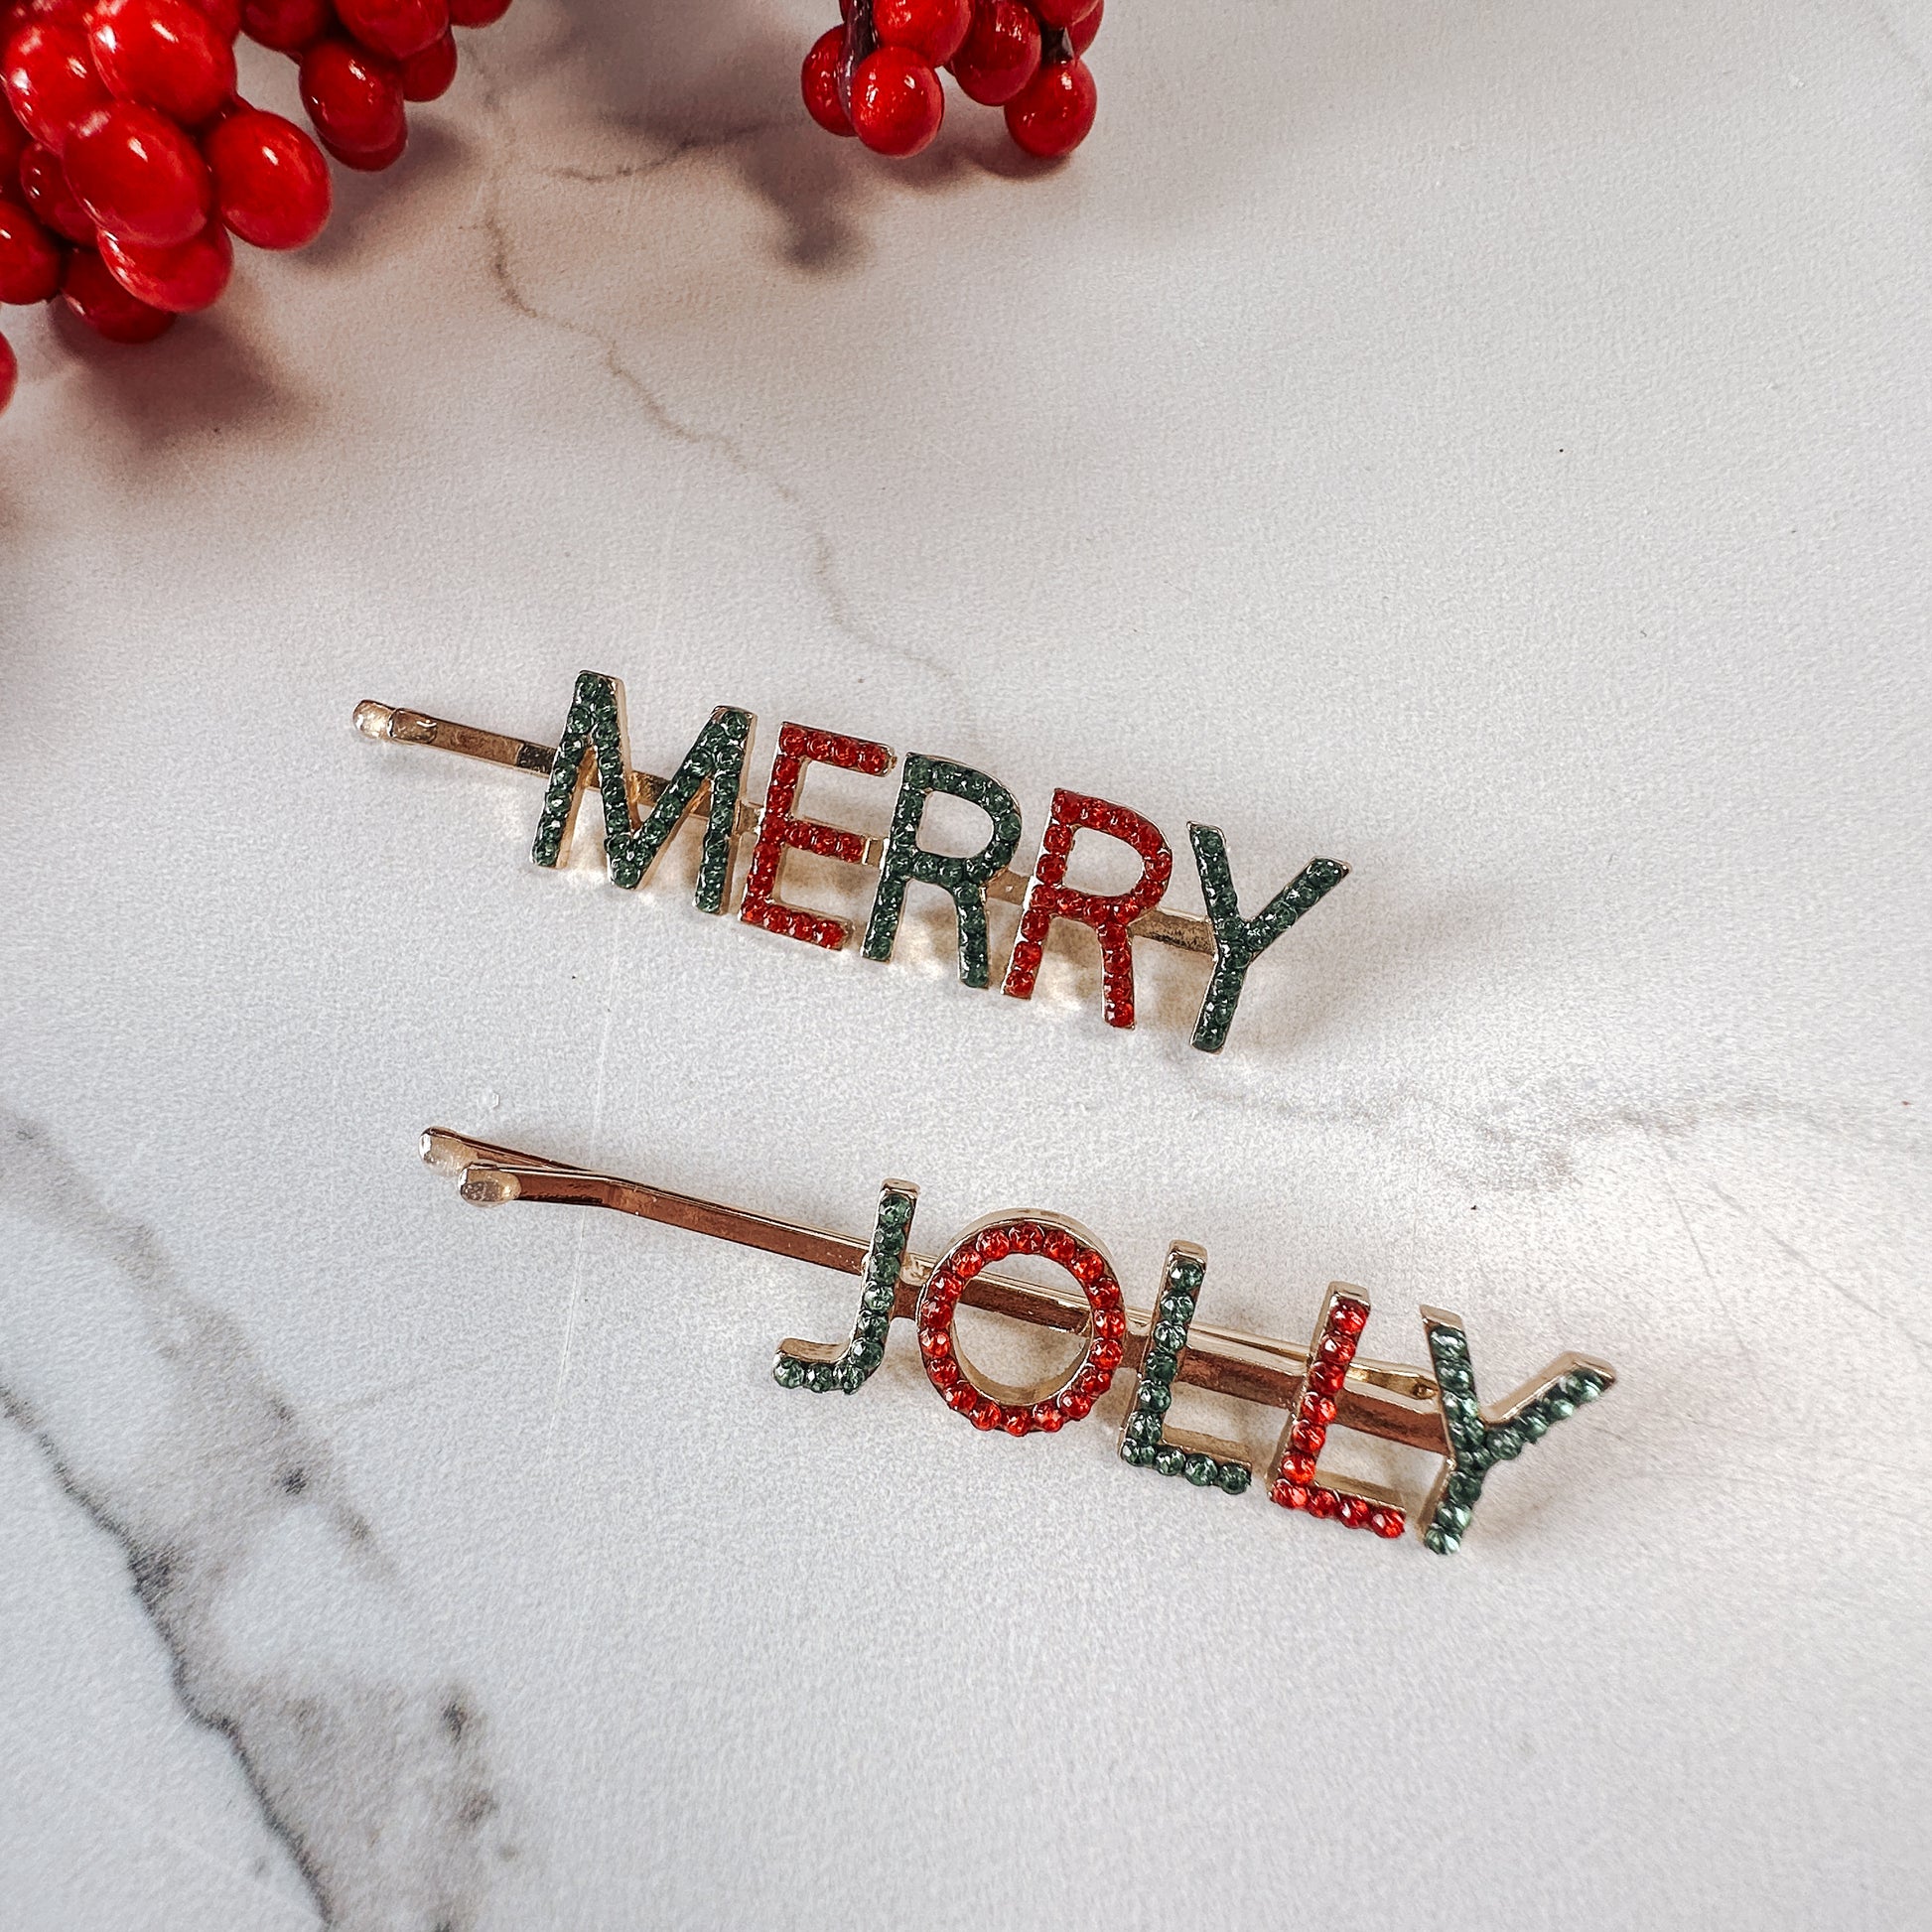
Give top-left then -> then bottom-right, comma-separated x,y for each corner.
1004,52 -> 1092,158
873,0 -> 968,68
0,95 -> 30,179
64,100 -> 211,246
1068,0 -> 1101,54
948,0 -> 1036,105
88,0 -> 235,127
799,24 -> 851,137
3,21 -> 112,155
97,210 -> 226,306
17,139 -> 88,235
850,45 -> 940,157
238,0 -> 329,52
0,327 -> 15,409
204,107 -> 329,246
60,240 -> 171,337
1032,0 -> 1096,26
0,192 -> 61,299
398,26 -> 454,99
444,0 -> 506,24
179,0 -> 240,39
325,122 -> 402,168
334,0 -> 446,62
298,38 -> 404,156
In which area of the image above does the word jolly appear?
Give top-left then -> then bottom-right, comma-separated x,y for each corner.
430,1132 -> 1619,1558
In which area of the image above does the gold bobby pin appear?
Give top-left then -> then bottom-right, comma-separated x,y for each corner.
356,671 -> 1350,1050
422,1128 -> 1617,1556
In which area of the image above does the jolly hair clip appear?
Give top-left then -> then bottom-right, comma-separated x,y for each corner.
354,672 -> 1349,1053
422,1130 -> 1619,1557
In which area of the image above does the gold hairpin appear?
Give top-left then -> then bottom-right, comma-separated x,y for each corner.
423,1129 -> 1617,1556
355,671 -> 1348,1051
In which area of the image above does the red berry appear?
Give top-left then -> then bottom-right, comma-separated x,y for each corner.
298,38 -> 403,155
398,25 -> 454,99
0,192 -> 61,298
1004,52 -> 1092,158
333,0 -> 445,61
948,0 -> 1036,105
0,95 -> 30,179
1032,0 -> 1095,26
2,20 -> 111,155
319,121 -> 402,169
0,327 -> 14,408
60,240 -> 170,336
182,0 -> 240,38
444,0 -> 505,23
873,0 -> 968,68
239,0 -> 329,52
204,104 -> 328,246
89,0 -> 235,128
1068,0 -> 1100,54
98,210 -> 226,307
799,24 -> 851,137
64,99 -> 211,246
850,44 -> 940,157
17,138 -> 89,234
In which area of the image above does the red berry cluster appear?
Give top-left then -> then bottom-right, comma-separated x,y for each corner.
801,0 -> 1100,163
0,0 -> 509,411
917,1217 -> 1128,1436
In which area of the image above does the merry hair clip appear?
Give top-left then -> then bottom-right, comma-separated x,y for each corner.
354,673 -> 1348,1054
422,1129 -> 1618,1556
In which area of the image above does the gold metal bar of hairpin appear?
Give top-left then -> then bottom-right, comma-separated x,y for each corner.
422,1130 -> 1450,1455
354,701 -> 1218,957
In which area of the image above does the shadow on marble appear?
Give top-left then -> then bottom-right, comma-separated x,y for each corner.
46,301 -> 311,455
298,117 -> 474,273
537,0 -> 1064,272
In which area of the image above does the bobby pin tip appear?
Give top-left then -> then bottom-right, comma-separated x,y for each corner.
459,1167 -> 521,1206
421,1127 -> 481,1173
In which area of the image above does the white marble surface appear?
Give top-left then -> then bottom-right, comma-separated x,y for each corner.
3,1 -> 1930,1926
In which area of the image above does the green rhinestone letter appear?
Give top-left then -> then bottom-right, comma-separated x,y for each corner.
1418,1305 -> 1615,1555
1187,828 -> 1348,1053
862,755 -> 1024,988
1116,1244 -> 1252,1496
772,1181 -> 918,1395
531,671 -> 754,912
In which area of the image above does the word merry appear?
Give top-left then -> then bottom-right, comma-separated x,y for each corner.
425,1130 -> 1618,1557
355,671 -> 1350,1051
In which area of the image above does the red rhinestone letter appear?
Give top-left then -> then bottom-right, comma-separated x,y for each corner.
1267,1288 -> 1407,1540
916,1214 -> 1128,1436
1000,789 -> 1173,1028
740,722 -> 896,951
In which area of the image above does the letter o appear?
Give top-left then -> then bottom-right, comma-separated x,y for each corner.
916,1213 -> 1128,1437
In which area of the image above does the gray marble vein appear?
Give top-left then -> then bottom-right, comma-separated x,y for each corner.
0,1109 -> 513,1932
